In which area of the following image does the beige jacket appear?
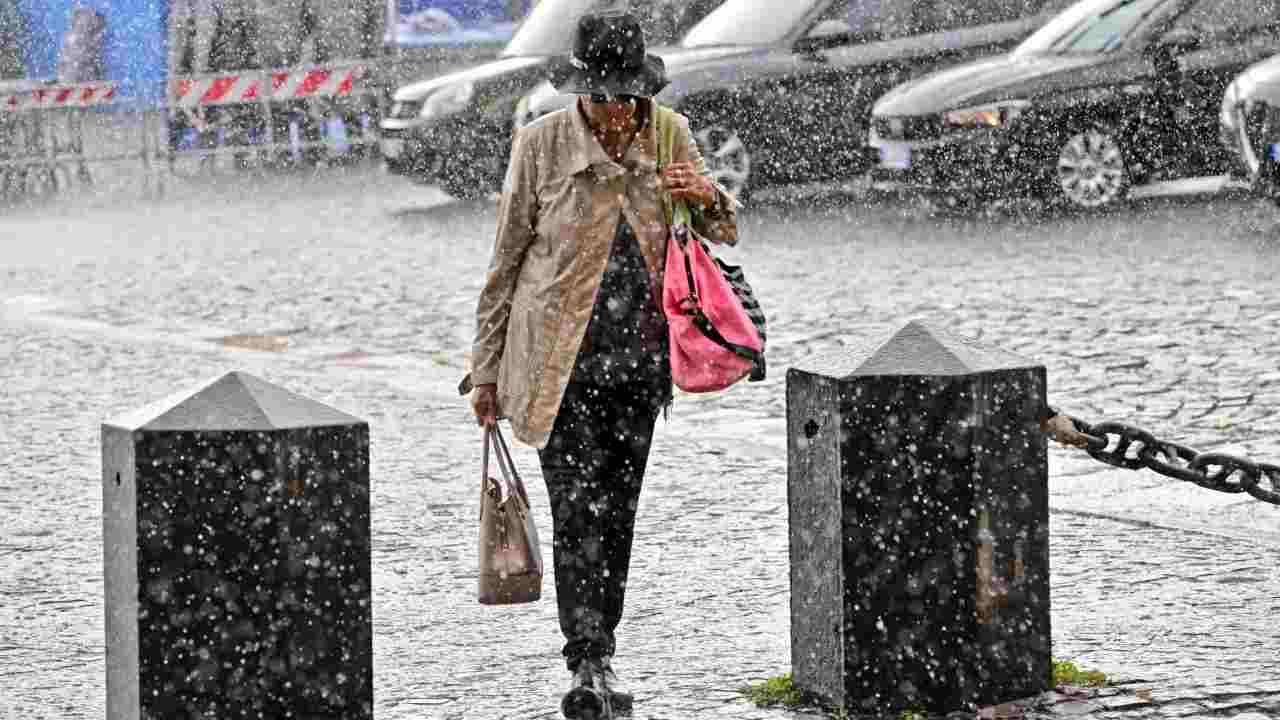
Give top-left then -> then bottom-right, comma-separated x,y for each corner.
470,100 -> 739,449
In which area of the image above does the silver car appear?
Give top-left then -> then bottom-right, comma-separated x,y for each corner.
1220,52 -> 1280,200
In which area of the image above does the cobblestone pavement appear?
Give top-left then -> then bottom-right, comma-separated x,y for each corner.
2,168 -> 1279,719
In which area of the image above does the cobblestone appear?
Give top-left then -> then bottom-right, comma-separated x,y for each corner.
2,170 -> 1279,718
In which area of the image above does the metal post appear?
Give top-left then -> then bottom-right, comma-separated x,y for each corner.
262,78 -> 275,168
786,320 -> 1052,716
386,0 -> 400,57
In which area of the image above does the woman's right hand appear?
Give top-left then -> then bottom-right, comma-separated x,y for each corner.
471,384 -> 500,427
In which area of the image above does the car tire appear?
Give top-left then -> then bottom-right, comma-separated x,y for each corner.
1049,123 -> 1130,211
440,164 -> 501,200
694,120 -> 752,203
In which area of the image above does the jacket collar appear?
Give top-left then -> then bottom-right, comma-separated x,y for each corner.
567,97 -> 658,179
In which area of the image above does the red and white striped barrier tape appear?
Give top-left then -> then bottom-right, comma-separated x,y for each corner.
172,74 -> 263,107
171,66 -> 371,108
270,66 -> 369,100
2,82 -> 118,113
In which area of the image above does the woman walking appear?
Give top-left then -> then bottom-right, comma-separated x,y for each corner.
463,11 -> 738,718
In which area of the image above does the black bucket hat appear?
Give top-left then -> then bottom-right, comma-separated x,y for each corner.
547,11 -> 669,98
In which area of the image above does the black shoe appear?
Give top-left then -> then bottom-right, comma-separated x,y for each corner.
562,661 -> 612,719
598,656 -> 633,715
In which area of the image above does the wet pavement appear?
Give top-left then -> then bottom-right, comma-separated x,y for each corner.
2,165 -> 1279,719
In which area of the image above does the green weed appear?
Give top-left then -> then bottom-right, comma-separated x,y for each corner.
1053,659 -> 1109,688
740,673 -> 922,719
741,672 -> 803,708
745,661 -> 1107,718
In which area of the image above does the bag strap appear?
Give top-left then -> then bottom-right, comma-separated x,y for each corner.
654,104 -> 692,230
691,308 -> 763,361
482,425 -> 491,484
480,427 -> 493,521
675,235 -> 762,362
489,424 -> 529,506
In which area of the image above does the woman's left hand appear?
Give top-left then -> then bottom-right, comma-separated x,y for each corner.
660,161 -> 717,208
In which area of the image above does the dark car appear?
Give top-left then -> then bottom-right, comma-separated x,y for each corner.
520,0 -> 1076,200
1219,52 -> 1280,201
869,0 -> 1280,210
379,0 -> 722,199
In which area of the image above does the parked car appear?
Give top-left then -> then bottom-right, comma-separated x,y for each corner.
518,0 -> 1076,200
869,0 -> 1280,210
379,0 -> 722,199
1219,52 -> 1280,201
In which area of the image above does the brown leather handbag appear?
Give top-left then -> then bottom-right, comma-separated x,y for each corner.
478,424 -> 543,604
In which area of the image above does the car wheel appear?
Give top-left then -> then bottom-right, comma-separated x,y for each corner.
695,122 -> 752,201
439,160 -> 501,201
1052,125 -> 1129,210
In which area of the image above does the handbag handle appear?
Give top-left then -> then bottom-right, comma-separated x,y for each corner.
482,423 -> 491,488
482,423 -> 525,507
490,424 -> 529,506
480,427 -> 497,522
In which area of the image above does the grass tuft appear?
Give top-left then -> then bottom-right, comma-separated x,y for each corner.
741,672 -> 804,708
741,673 -> 923,718
1053,659 -> 1109,688
744,660 -> 1108,719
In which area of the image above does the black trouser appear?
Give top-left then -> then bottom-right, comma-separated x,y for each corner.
538,378 -> 663,671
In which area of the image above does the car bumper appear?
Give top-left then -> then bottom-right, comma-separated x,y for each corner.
867,128 -> 1037,197
378,116 -> 508,182
1219,97 -> 1280,197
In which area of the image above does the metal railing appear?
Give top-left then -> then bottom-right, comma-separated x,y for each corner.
1,78 -> 155,203
1,62 -> 388,206
159,63 -> 384,181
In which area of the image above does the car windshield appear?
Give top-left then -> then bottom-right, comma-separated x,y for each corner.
1015,0 -> 1170,54
503,0 -> 720,56
683,0 -> 824,47
503,0 -> 616,56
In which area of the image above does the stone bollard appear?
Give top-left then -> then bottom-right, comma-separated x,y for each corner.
101,372 -> 373,719
786,321 -> 1051,716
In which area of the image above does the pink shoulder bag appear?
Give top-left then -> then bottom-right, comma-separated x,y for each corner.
655,106 -> 765,393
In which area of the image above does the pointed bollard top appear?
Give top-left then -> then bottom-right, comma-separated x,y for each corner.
799,319 -> 1039,378
105,370 -> 362,431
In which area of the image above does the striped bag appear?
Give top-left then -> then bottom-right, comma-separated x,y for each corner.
715,257 -> 767,381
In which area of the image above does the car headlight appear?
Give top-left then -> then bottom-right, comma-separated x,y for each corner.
942,101 -> 1029,130
421,81 -> 475,120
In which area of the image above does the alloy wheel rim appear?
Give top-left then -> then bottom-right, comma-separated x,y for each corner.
1057,129 -> 1126,208
695,124 -> 751,199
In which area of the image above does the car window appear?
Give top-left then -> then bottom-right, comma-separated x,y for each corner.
1035,0 -> 1090,13
1173,0 -> 1280,33
808,0 -> 1055,40
631,0 -> 726,45
810,0 -> 894,38
807,0 -> 943,40
504,0 -> 721,55
1016,0 -> 1171,54
915,0 -> 1055,30
683,0 -> 826,46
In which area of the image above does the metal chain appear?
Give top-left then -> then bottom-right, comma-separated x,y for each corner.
1065,417 -> 1280,506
